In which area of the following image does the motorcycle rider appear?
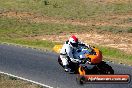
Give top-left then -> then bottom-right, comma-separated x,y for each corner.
60,35 -> 90,72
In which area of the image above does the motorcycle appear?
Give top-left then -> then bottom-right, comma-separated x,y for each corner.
53,45 -> 114,75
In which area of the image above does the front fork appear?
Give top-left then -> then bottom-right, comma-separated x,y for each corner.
78,66 -> 86,75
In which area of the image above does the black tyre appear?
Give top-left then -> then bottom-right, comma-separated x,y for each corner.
100,64 -> 114,74
76,75 -> 86,85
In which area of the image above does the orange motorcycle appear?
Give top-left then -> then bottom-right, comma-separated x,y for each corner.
53,45 -> 114,75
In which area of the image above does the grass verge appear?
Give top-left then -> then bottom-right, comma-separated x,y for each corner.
0,38 -> 59,51
0,73 -> 42,88
97,46 -> 132,65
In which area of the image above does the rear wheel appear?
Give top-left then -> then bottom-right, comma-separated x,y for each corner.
99,64 -> 114,74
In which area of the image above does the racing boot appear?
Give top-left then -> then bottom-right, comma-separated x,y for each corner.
64,65 -> 74,73
64,65 -> 71,72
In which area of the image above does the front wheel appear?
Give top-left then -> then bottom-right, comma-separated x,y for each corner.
76,75 -> 86,85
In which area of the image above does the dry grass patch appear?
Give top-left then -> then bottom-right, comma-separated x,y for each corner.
90,0 -> 131,4
33,32 -> 132,54
0,74 -> 41,88
1,11 -> 132,28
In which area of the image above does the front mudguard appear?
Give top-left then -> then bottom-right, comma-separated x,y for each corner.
78,65 -> 86,75
76,75 -> 86,85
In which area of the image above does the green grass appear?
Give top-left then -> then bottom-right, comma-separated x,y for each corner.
0,17 -> 90,38
0,0 -> 132,19
0,38 -> 59,51
0,17 -> 131,39
0,17 -> 62,50
96,25 -> 131,33
97,46 -> 132,65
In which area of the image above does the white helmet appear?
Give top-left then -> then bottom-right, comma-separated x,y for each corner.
69,35 -> 78,47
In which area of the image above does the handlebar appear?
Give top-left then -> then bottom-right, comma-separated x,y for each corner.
79,58 -> 91,64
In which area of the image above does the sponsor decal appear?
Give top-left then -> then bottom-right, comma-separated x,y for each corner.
77,74 -> 130,84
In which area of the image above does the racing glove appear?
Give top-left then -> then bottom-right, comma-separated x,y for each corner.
70,58 -> 81,63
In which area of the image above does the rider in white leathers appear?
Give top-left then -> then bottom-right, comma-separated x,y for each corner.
60,35 -> 90,72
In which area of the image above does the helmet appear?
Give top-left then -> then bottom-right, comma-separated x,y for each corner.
69,35 -> 78,47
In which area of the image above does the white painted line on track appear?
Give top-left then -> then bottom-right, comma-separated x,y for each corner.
0,71 -> 53,88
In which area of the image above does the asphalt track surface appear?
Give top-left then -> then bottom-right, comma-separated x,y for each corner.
0,44 -> 132,88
